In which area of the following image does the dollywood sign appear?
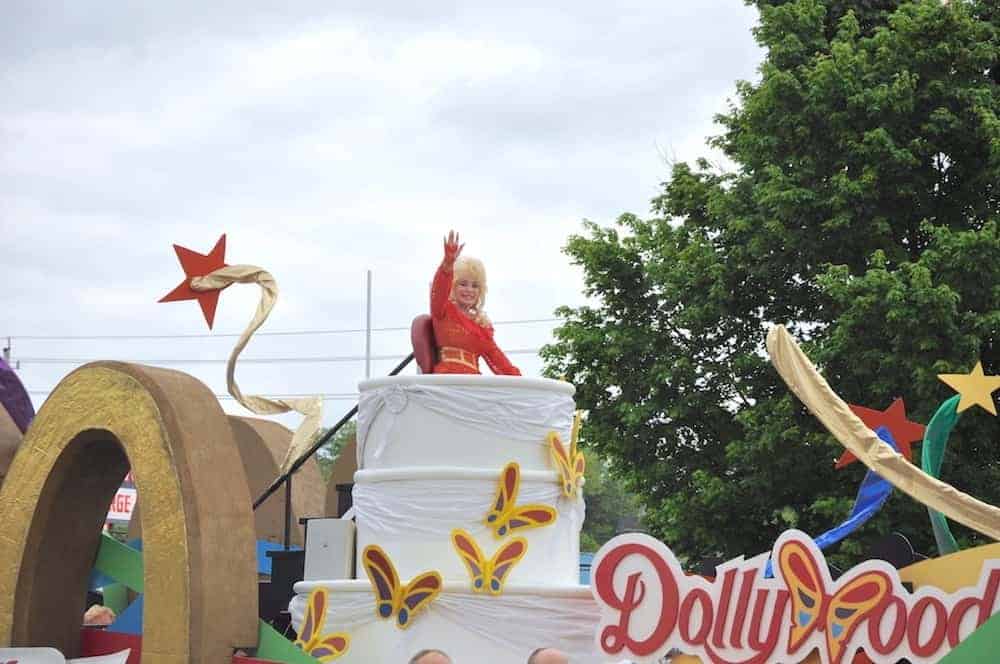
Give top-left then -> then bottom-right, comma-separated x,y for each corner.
590,531 -> 1000,664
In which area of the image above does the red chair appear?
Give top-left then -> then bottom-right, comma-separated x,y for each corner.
410,314 -> 437,374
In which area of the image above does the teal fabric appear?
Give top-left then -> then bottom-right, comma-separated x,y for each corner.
921,395 -> 962,555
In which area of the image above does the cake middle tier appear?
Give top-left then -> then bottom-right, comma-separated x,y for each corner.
352,467 -> 584,586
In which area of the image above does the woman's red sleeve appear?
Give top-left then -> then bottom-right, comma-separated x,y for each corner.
430,262 -> 452,320
482,336 -> 522,376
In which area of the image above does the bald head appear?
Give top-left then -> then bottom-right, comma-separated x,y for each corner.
409,649 -> 452,664
528,648 -> 569,664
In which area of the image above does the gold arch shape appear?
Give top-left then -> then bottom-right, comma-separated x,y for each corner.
0,362 -> 258,663
129,416 -> 327,547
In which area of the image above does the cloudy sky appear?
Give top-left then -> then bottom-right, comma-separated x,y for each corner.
2,1 -> 762,430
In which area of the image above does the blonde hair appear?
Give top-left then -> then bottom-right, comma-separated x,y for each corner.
451,256 -> 490,326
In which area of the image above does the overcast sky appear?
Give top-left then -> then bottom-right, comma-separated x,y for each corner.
2,1 -> 762,430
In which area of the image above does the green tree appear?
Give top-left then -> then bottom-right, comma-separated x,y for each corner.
543,0 -> 1000,567
580,447 -> 645,552
313,420 -> 357,481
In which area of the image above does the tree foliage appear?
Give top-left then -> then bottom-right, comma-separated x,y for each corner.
580,447 -> 645,552
543,0 -> 1000,567
314,420 -> 357,481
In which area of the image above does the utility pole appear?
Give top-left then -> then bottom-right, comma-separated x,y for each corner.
2,337 -> 9,364
365,270 -> 372,379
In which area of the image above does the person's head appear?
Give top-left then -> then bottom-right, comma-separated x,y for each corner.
409,649 -> 452,664
451,256 -> 487,312
527,647 -> 569,664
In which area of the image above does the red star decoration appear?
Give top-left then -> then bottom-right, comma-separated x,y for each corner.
835,397 -> 926,469
158,234 -> 230,329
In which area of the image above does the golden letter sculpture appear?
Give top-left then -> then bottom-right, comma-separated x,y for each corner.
0,362 -> 258,663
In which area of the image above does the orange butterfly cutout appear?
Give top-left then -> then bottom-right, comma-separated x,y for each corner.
361,545 -> 442,629
294,588 -> 350,661
451,528 -> 528,595
778,539 -> 891,664
485,462 -> 557,538
548,427 -> 585,499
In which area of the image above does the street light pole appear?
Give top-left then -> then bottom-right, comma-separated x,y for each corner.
365,270 -> 372,379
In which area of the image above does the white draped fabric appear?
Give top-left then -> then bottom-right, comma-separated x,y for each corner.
357,382 -> 574,467
289,588 -> 375,635
430,592 -> 600,662
352,475 -> 585,539
289,585 -> 605,663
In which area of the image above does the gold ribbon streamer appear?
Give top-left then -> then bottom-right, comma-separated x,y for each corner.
766,325 -> 1000,541
191,265 -> 322,475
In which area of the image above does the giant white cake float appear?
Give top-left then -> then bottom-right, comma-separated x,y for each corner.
288,374 -> 605,662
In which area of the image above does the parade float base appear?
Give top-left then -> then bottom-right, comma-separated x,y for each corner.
290,580 -> 603,663
78,629 -> 279,664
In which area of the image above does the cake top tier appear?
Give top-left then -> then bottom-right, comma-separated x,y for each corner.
356,375 -> 576,472
359,374 -> 575,394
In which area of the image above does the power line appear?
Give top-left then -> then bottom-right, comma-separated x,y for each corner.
4,318 -> 559,341
13,348 -> 542,365
27,389 -> 360,401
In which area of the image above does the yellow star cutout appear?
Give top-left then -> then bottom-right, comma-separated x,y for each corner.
938,361 -> 1000,416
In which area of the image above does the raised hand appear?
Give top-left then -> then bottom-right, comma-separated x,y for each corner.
443,230 -> 464,263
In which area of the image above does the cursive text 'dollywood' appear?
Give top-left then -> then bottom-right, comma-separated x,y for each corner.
590,531 -> 1000,664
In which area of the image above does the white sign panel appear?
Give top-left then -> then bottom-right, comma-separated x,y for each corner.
106,487 -> 136,522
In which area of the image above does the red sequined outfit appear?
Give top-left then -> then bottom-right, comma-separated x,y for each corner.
430,260 -> 521,376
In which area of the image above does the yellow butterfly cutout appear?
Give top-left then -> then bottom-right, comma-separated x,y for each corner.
451,528 -> 528,595
485,461 -> 557,538
294,588 -> 350,661
548,423 -> 585,499
778,539 -> 891,664
361,545 -> 442,629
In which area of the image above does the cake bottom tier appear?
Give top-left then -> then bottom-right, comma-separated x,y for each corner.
290,580 -> 607,663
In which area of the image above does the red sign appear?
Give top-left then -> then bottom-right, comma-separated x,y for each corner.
591,531 -> 1000,664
